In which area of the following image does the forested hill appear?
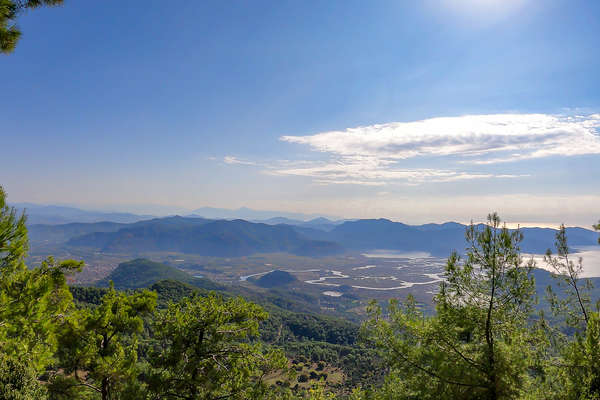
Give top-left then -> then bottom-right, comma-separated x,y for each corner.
30,216 -> 598,257
96,258 -> 224,290
66,216 -> 343,257
72,278 -> 361,347
71,267 -> 382,389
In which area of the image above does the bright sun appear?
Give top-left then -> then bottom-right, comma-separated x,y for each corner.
438,0 -> 526,22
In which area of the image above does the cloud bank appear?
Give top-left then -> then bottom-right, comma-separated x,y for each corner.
281,114 -> 600,161
274,113 -> 600,185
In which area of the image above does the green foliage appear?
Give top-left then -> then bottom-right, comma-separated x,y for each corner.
0,256 -> 82,371
363,213 -> 537,400
141,279 -> 380,390
69,286 -> 110,306
0,0 -> 63,53
148,279 -> 202,305
557,311 -> 600,399
0,185 -> 28,271
262,309 -> 358,345
50,284 -> 157,400
146,293 -> 288,399
0,353 -> 48,400
280,341 -> 382,388
304,382 -> 336,400
1,186 -> 82,375
545,224 -> 597,330
540,225 -> 600,399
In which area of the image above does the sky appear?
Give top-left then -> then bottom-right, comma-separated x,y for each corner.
1,0 -> 599,226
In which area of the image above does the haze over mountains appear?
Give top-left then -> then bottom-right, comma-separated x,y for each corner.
28,214 -> 599,258
189,206 -> 336,222
12,203 -> 338,225
65,217 -> 344,257
12,203 -> 154,225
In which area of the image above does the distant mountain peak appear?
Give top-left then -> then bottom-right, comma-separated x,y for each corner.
308,217 -> 333,223
190,206 -> 335,222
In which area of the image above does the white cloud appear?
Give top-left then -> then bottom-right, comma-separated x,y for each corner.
313,179 -> 388,186
222,114 -> 598,186
223,156 -> 257,166
266,157 -> 526,185
281,114 -> 600,163
273,113 -> 599,185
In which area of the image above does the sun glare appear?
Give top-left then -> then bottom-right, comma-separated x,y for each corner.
438,0 -> 527,22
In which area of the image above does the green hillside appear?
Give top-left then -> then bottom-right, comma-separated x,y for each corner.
254,270 -> 298,288
97,258 -> 222,290
69,277 -> 380,389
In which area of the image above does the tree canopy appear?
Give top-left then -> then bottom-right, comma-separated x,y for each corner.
146,293 -> 288,400
362,213 -> 538,400
0,186 -> 82,398
1,0 -> 63,53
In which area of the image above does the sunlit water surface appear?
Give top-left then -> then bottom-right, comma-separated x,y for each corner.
525,246 -> 600,278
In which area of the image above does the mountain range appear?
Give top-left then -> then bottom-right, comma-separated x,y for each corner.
13,203 -> 337,225
188,206 -> 335,221
253,216 -> 344,231
12,203 -> 154,225
65,216 -> 344,257
28,215 -> 599,258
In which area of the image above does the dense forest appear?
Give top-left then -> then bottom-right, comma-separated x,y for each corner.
2,184 -> 600,400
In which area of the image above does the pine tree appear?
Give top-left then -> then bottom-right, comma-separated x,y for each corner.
49,284 -> 157,400
543,225 -> 600,399
363,213 -> 536,400
0,186 -> 82,400
1,0 -> 63,53
0,354 -> 49,400
146,293 -> 288,400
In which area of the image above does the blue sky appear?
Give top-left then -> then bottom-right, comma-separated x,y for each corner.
1,0 -> 599,225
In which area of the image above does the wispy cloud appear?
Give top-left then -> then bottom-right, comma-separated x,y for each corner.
281,114 -> 600,163
269,113 -> 599,185
220,114 -> 598,186
266,157 -> 527,185
223,156 -> 257,166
